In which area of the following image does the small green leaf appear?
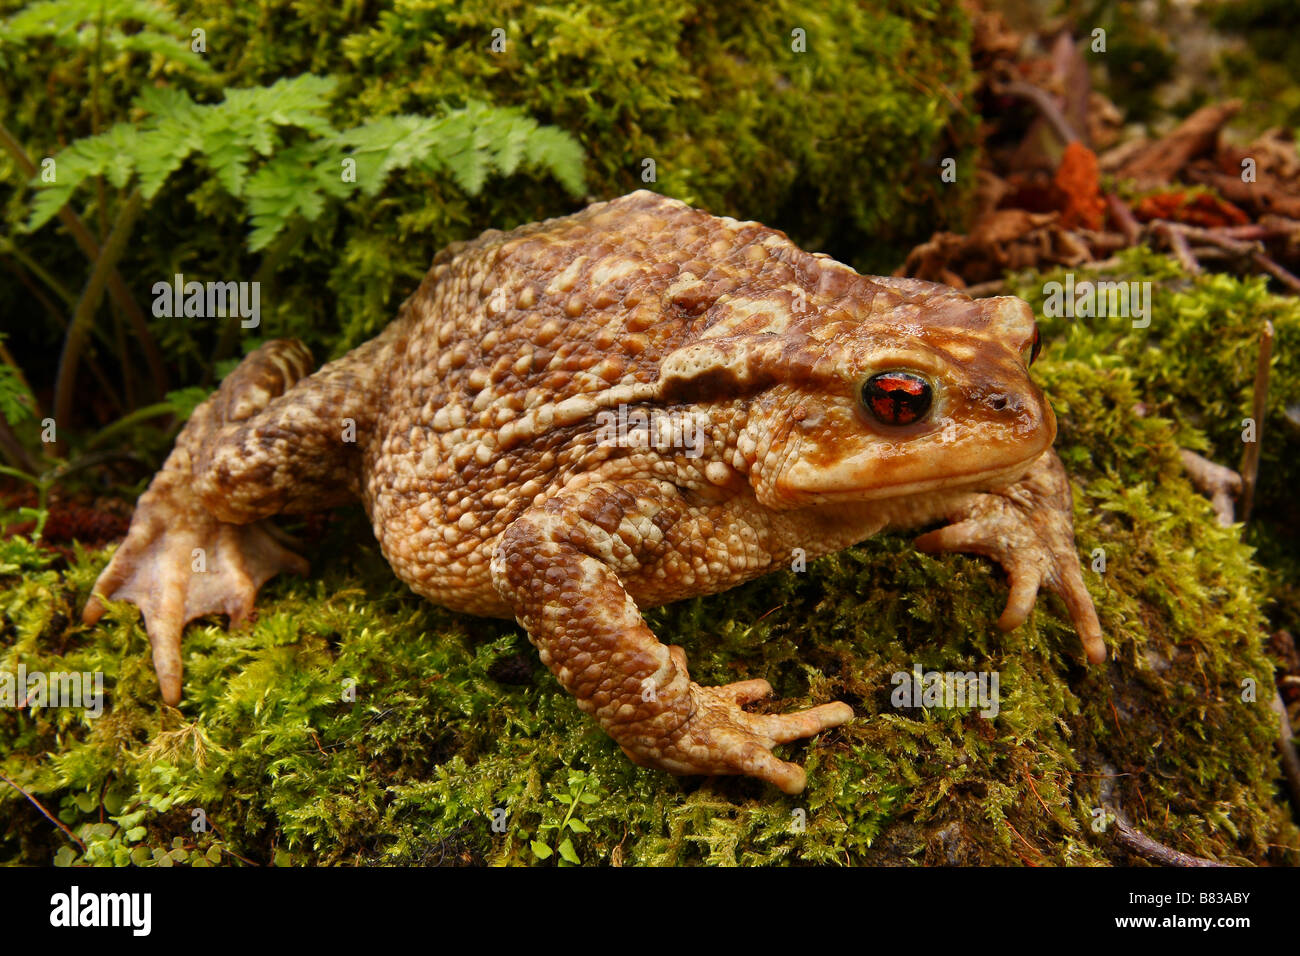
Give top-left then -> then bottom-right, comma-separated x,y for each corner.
114,809 -> 146,829
149,794 -> 174,813
557,838 -> 580,865
103,788 -> 127,816
530,840 -> 553,860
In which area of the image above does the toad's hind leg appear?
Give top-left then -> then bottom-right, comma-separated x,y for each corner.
83,338 -> 380,705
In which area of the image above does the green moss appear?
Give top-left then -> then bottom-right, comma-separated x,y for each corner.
2,254 -> 1296,867
1074,0 -> 1178,124
1208,0 -> 1300,130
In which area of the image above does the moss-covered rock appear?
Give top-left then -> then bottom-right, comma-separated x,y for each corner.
2,253 -> 1296,866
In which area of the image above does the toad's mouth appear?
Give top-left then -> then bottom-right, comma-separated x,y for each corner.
855,455 -> 1043,500
778,440 -> 1052,504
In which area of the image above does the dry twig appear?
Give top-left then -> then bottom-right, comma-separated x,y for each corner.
1149,221 -> 1300,294
1110,807 -> 1227,867
1238,320 -> 1273,522
0,769 -> 87,853
1178,449 -> 1241,527
1106,193 -> 1142,245
991,75 -> 1082,145
1159,222 -> 1203,276
1271,688 -> 1300,815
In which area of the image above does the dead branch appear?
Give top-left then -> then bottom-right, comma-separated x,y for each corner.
1178,449 -> 1241,526
1106,193 -> 1142,244
991,75 -> 1082,145
1238,320 -> 1274,522
1252,255 -> 1300,295
1110,808 -> 1228,867
1271,687 -> 1300,816
1159,222 -> 1203,275
1148,222 -> 1300,294
0,769 -> 86,853
1116,101 -> 1242,187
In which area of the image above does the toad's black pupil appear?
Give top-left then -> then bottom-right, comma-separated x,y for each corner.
862,371 -> 932,426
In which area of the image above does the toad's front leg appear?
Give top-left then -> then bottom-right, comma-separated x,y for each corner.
913,448 -> 1105,663
490,479 -> 852,794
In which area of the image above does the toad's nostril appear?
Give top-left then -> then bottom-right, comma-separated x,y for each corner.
991,395 -> 1008,411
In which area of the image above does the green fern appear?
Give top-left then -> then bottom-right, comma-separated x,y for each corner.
0,0 -> 209,73
243,143 -> 352,251
24,76 -> 587,250
0,364 -> 37,427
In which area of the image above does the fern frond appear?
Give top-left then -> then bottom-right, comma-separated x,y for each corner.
1,0 -> 209,72
22,75 -> 585,250
0,363 -> 37,426
244,143 -> 351,251
26,123 -> 140,229
335,116 -> 441,196
242,99 -> 586,247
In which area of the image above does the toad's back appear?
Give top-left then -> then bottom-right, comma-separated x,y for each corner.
361,190 -> 819,614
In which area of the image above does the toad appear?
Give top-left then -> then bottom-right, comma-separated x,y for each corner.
84,190 -> 1104,793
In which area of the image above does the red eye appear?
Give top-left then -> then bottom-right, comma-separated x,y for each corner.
1026,324 -> 1042,367
861,371 -> 933,426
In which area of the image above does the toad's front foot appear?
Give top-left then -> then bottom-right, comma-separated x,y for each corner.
618,647 -> 853,795
82,463 -> 308,705
913,449 -> 1106,663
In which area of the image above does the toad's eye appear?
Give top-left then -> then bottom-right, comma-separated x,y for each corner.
1022,324 -> 1042,367
861,371 -> 932,426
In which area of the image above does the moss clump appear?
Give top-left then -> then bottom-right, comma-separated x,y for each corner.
333,0 -> 977,278
2,253 -> 1296,866
1208,0 -> 1300,131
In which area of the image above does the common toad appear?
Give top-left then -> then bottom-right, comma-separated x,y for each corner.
84,191 -> 1104,793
